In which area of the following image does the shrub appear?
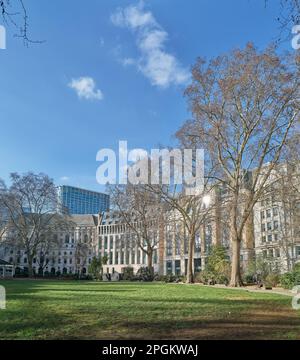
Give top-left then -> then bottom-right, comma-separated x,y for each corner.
204,245 -> 231,284
243,273 -> 255,284
215,274 -> 229,285
122,267 -> 134,281
195,270 -> 216,285
206,246 -> 230,274
280,272 -> 295,289
135,267 -> 154,282
244,255 -> 280,285
280,269 -> 300,289
153,273 -> 161,281
163,274 -> 177,283
264,273 -> 280,288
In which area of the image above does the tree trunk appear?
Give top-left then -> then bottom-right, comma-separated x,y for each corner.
147,247 -> 153,274
230,238 -> 243,287
28,256 -> 34,278
186,232 -> 195,284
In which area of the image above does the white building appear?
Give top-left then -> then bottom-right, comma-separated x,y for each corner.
0,215 -> 98,276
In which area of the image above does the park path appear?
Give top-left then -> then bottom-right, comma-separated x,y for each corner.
180,283 -> 295,297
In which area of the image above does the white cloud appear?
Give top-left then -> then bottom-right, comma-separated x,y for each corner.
111,5 -> 155,29
111,3 -> 190,88
68,77 -> 103,101
121,57 -> 136,66
60,176 -> 70,182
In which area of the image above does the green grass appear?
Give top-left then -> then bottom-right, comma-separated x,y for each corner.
0,279 -> 299,339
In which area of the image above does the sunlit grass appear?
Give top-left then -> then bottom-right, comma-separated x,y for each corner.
0,280 -> 299,339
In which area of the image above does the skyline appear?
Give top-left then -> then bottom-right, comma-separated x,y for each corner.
0,0 -> 285,192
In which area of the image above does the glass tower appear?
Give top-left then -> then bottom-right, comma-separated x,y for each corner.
57,185 -> 109,215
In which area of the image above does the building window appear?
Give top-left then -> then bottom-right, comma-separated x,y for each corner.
262,236 -> 266,243
273,220 -> 279,230
266,209 -> 271,218
195,234 -> 201,252
166,261 -> 172,275
267,234 -> 272,242
261,223 -> 266,232
273,207 -> 278,217
166,235 -> 173,256
275,248 -> 280,257
153,250 -> 157,264
267,222 -> 272,231
175,260 -> 181,276
194,258 -> 201,273
268,249 -> 274,258
260,211 -> 265,220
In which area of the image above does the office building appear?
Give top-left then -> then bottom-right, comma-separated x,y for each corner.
57,185 -> 109,215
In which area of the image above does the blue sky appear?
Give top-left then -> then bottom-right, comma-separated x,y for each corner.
0,0 -> 287,191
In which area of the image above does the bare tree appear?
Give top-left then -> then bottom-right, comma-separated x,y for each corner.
1,0 -> 41,45
145,175 -> 216,283
74,235 -> 92,276
263,0 -> 300,43
1,172 -> 71,276
265,161 -> 300,271
109,183 -> 164,272
0,179 -> 8,242
180,43 -> 300,286
124,145 -> 219,284
277,0 -> 300,29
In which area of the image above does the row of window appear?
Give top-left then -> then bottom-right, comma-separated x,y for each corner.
260,207 -> 278,220
262,248 -> 281,258
9,257 -> 93,265
261,220 -> 279,232
261,233 -> 279,243
166,259 -> 202,275
103,249 -> 158,266
18,267 -> 88,275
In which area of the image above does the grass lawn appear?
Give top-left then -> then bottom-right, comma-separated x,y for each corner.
0,279 -> 299,340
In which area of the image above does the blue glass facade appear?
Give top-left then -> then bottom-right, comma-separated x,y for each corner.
57,186 -> 109,215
